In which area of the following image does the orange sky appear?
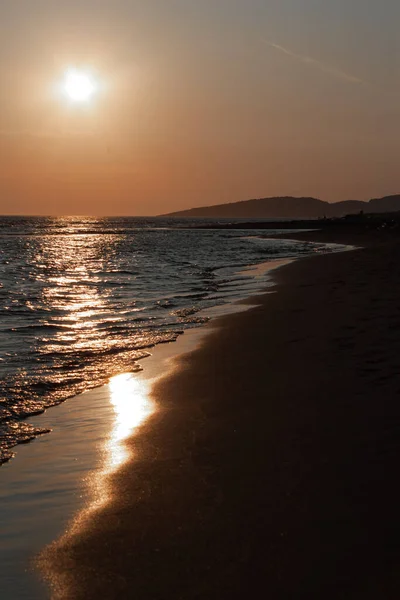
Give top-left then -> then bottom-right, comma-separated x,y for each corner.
1,1 -> 399,215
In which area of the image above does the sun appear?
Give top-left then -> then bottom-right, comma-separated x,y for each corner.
63,69 -> 97,103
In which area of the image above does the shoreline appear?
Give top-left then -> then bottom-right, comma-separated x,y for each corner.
39,231 -> 400,599
0,257 -> 296,599
0,255 -> 294,469
0,324 -> 220,600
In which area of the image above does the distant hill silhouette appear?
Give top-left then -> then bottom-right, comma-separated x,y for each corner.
163,195 -> 400,219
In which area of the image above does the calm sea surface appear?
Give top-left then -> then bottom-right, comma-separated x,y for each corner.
0,216 -> 336,463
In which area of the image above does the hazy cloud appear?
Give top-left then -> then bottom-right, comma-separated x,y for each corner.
264,40 -> 364,85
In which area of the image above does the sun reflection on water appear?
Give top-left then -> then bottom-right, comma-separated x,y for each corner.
106,373 -> 154,471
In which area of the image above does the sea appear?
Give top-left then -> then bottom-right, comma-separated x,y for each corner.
0,216 -> 340,465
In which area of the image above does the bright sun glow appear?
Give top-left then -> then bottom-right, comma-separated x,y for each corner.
64,69 -> 96,102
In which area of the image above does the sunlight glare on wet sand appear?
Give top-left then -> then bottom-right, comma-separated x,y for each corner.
43,372 -> 155,548
107,373 -> 154,471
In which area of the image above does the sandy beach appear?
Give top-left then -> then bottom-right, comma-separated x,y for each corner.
0,321 -> 230,599
2,0 -> 398,596
0,255 -> 287,598
39,231 -> 400,599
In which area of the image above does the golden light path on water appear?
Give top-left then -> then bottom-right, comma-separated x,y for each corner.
32,227 -> 157,536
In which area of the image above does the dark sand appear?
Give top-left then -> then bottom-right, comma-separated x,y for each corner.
41,232 -> 400,599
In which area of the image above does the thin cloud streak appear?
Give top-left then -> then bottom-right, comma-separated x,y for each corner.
264,40 -> 365,85
0,130 -> 97,139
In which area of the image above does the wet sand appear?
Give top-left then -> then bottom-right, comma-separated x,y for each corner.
0,258 -> 285,599
0,325 -> 221,599
41,233 -> 400,599
0,385 -> 115,600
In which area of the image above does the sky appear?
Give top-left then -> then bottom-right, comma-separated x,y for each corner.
0,0 -> 399,215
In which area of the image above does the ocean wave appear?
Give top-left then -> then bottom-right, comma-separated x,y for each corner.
0,217 -> 344,464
